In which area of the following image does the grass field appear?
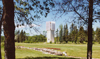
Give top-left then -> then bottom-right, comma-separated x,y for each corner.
1,43 -> 100,59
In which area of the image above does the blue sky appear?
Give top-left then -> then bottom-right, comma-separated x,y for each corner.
1,0 -> 100,36
13,11 -> 100,36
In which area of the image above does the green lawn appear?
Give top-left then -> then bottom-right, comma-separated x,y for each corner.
1,43 -> 100,59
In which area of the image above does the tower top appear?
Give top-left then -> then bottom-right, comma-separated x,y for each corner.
46,21 -> 55,31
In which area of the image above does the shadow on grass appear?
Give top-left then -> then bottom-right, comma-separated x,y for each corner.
17,56 -> 80,59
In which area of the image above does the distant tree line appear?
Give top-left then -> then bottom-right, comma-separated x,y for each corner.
1,25 -> 100,44
1,30 -> 46,43
24,35 -> 46,43
55,23 -> 100,44
15,30 -> 46,43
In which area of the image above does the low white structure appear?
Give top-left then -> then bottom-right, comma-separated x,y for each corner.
46,21 -> 55,43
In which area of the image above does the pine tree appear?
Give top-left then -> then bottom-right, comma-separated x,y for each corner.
74,26 -> 78,44
64,24 -> 68,43
78,26 -> 85,43
96,28 -> 100,44
59,24 -> 63,43
56,29 -> 59,43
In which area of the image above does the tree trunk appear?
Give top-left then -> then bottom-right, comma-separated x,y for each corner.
0,20 -> 2,59
2,0 -> 15,59
87,0 -> 93,59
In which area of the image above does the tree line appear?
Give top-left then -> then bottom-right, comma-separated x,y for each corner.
55,23 -> 100,44
1,30 -> 47,43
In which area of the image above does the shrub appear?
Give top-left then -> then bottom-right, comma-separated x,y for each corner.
50,41 -> 52,44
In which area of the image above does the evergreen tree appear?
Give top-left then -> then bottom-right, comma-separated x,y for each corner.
59,24 -> 63,43
54,0 -> 99,58
19,30 -> 26,42
74,26 -> 78,44
15,30 -> 20,42
84,29 -> 88,42
70,23 -> 75,43
63,24 -> 68,43
96,28 -> 100,44
56,29 -> 59,43
63,25 -> 66,42
78,26 -> 85,43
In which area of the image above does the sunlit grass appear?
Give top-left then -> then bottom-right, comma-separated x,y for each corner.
15,43 -> 100,58
1,46 -> 4,59
16,48 -> 58,58
1,42 -> 100,59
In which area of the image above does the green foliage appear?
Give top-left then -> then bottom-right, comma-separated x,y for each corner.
95,28 -> 100,44
15,30 -> 26,42
1,43 -> 4,47
78,26 -> 85,43
14,0 -> 55,28
1,36 -> 5,42
59,24 -> 63,43
56,29 -> 59,43
69,24 -> 78,43
63,24 -> 68,43
15,30 -> 46,43
55,23 -> 97,44
24,34 -> 46,43
50,41 -> 52,44
19,30 -> 26,42
55,23 -> 100,44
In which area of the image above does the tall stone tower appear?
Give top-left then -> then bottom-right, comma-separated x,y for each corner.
46,21 -> 55,43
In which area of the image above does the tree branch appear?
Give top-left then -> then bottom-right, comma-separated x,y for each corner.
71,4 -> 86,21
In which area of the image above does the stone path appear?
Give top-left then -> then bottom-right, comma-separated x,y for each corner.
15,46 -> 67,56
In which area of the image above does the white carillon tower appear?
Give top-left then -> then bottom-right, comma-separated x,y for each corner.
46,21 -> 55,43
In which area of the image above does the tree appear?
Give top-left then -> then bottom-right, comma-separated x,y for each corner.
0,16 -> 2,59
59,24 -> 63,43
70,23 -> 75,43
15,30 -> 20,42
63,24 -> 68,43
0,6 -> 3,59
95,28 -> 99,42
0,0 -> 55,59
95,28 -> 100,43
69,24 -> 78,43
87,0 -> 93,59
63,25 -> 66,42
2,0 -> 15,59
54,0 -> 99,58
0,15 -> 2,59
78,26 -> 85,43
73,26 -> 78,44
14,0 -> 55,28
19,30 -> 26,42
43,31 -> 47,37
1,36 -> 5,42
92,28 -> 95,43
56,29 -> 59,43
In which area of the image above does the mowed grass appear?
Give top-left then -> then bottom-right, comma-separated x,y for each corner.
1,45 -> 58,59
1,43 -> 100,59
15,43 -> 100,58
